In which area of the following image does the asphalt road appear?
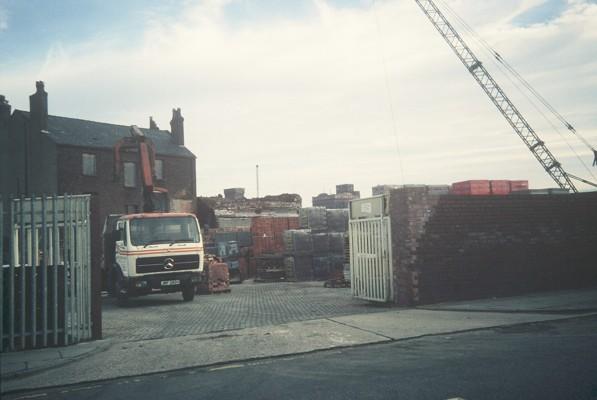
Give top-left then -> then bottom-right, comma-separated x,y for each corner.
6,315 -> 597,400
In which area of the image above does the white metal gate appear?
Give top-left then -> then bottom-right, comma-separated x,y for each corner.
1,195 -> 92,352
349,217 -> 393,302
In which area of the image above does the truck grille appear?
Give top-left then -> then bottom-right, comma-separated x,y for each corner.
136,254 -> 200,274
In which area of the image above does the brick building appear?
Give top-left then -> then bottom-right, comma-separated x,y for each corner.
1,82 -> 197,271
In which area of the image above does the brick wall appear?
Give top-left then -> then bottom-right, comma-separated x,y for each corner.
390,188 -> 597,306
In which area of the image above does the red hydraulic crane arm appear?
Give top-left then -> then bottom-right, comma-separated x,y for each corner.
138,142 -> 154,190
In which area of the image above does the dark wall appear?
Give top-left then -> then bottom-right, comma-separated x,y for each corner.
1,112 -> 57,198
390,188 -> 597,306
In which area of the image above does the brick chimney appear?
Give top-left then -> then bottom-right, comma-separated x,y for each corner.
29,81 -> 48,131
149,116 -> 159,130
0,95 -> 11,120
170,108 -> 184,145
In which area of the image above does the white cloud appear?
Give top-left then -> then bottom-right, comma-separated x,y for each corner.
1,0 -> 596,202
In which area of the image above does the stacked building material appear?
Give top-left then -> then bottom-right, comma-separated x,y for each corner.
251,216 -> 299,256
197,261 -> 230,294
284,207 -> 350,281
509,180 -> 529,192
450,180 -> 491,195
254,254 -> 286,282
450,180 -> 529,196
284,255 -> 314,281
214,231 -> 252,248
312,232 -> 330,254
312,256 -> 331,280
312,184 -> 361,209
299,207 -> 327,231
283,229 -> 314,254
216,216 -> 252,230
326,209 -> 349,232
283,229 -> 313,281
489,180 -> 510,195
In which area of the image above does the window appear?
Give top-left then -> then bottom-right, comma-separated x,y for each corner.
124,162 -> 136,187
116,220 -> 127,245
129,216 -> 200,246
82,153 -> 96,176
155,159 -> 163,180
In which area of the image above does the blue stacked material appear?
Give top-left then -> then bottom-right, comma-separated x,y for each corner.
312,233 -> 329,254
312,256 -> 331,280
284,255 -> 313,281
214,231 -> 252,248
328,232 -> 347,254
326,209 -> 349,232
283,229 -> 313,254
299,207 -> 327,231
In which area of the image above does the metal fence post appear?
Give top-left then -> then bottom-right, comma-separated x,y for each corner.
19,195 -> 26,349
41,195 -> 48,347
52,194 -> 59,346
0,196 -> 4,352
30,194 -> 37,348
9,196 -> 15,350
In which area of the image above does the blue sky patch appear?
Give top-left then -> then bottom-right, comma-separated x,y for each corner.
511,0 -> 568,26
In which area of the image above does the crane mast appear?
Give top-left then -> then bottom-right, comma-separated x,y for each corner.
414,0 -> 578,192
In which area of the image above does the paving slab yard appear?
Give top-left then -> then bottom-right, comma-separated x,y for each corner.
102,281 -> 389,342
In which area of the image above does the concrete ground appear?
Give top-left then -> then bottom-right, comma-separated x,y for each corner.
102,281 -> 388,341
2,284 -> 596,395
5,315 -> 597,400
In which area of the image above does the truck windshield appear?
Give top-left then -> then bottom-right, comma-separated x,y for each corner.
129,216 -> 200,247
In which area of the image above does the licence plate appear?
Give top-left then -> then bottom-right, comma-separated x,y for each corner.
161,280 -> 180,287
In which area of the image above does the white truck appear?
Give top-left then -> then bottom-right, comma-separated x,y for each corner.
104,212 -> 204,306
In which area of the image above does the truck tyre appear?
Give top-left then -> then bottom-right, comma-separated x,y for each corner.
182,284 -> 195,302
115,276 -> 129,307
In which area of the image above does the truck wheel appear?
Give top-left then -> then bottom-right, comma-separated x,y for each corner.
182,284 -> 195,302
115,276 -> 129,307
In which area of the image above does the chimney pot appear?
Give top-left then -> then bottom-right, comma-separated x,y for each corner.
149,116 -> 159,130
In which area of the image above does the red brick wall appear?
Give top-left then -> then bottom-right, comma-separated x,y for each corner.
390,188 -> 597,305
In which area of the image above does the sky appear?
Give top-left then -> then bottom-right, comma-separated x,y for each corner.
1,0 -> 596,205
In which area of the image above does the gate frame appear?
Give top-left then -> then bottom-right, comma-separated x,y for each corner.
349,216 -> 393,302
1,194 -> 92,352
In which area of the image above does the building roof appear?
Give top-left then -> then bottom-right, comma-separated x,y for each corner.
15,110 -> 195,158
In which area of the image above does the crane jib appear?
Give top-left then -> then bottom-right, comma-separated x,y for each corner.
414,0 -> 582,192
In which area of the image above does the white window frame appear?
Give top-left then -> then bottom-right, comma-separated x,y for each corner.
123,162 -> 137,188
82,153 -> 96,176
155,159 -> 164,180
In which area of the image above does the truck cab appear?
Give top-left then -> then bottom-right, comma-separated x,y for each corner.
107,212 -> 204,306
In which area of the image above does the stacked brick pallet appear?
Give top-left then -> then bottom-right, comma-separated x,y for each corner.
388,187 -> 597,306
450,180 -> 528,196
251,216 -> 299,256
249,216 -> 299,280
284,208 -> 349,281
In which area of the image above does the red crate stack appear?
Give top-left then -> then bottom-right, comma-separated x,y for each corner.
450,180 -> 491,195
509,180 -> 529,192
490,180 -> 510,195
